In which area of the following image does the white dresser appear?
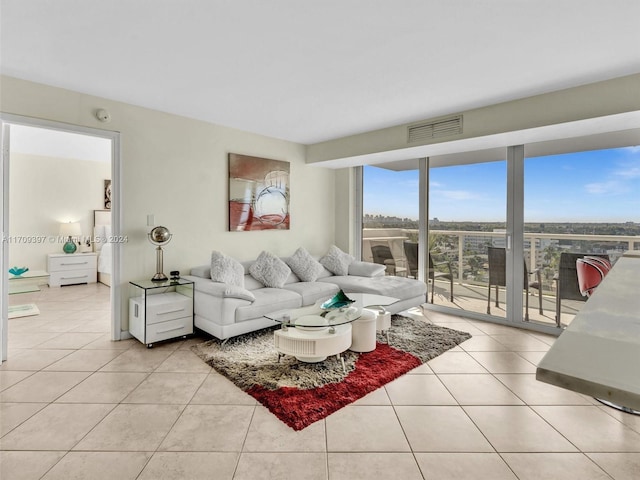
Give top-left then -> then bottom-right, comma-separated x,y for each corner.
129,279 -> 194,347
47,252 -> 98,287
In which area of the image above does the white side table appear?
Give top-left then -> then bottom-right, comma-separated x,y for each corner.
346,293 -> 398,344
350,309 -> 377,352
128,278 -> 194,347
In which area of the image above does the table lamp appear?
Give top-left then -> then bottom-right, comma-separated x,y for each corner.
148,225 -> 172,281
59,222 -> 81,254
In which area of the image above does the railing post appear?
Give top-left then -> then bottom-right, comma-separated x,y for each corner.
530,235 -> 537,271
458,233 -> 464,282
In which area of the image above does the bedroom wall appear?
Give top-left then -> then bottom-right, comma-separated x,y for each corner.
8,153 -> 110,271
0,75 -> 337,333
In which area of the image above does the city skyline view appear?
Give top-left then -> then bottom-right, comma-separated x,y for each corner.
363,146 -> 640,223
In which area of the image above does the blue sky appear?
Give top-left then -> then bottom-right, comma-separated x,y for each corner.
363,146 -> 640,222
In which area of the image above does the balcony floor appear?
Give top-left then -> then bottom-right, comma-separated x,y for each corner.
426,280 -> 583,327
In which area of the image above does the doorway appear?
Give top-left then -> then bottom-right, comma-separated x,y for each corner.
1,115 -> 121,363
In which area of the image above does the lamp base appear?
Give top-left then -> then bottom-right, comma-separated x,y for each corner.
63,240 -> 77,254
151,272 -> 168,282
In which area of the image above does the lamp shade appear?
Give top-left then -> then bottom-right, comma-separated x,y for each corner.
59,222 -> 82,237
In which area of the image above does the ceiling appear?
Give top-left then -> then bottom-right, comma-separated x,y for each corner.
1,1 -> 640,145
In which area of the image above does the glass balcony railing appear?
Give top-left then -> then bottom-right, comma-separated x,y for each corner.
363,228 -> 640,326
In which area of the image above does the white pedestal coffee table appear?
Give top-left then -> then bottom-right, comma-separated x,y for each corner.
267,303 -> 361,371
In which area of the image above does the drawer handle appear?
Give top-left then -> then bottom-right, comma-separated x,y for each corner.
157,307 -> 185,315
60,262 -> 89,266
157,325 -> 186,334
61,275 -> 88,280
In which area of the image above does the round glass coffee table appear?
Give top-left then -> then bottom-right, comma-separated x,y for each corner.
266,303 -> 362,370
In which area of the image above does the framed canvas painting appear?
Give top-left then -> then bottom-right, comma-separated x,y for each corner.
228,153 -> 290,231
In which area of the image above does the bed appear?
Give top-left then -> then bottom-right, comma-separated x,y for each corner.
93,210 -> 112,287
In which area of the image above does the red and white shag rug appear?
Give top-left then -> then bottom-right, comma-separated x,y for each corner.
192,315 -> 470,430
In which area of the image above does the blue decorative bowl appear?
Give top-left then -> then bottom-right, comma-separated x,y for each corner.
9,266 -> 29,276
321,289 -> 355,310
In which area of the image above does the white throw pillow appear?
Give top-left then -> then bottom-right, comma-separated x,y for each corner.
210,251 -> 245,287
285,247 -> 324,282
249,251 -> 291,288
320,245 -> 355,276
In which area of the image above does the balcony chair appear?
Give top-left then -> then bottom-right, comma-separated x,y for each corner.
404,241 -> 454,303
486,246 -> 542,321
554,252 -> 610,326
371,244 -> 406,276
403,241 -> 419,279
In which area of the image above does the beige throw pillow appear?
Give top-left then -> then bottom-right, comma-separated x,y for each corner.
210,251 -> 245,287
249,251 -> 291,288
320,245 -> 355,276
285,247 -> 324,282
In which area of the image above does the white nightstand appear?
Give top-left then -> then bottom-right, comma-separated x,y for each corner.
48,252 -> 98,287
129,278 -> 194,347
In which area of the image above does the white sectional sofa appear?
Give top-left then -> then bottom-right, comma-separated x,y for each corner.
184,248 -> 427,341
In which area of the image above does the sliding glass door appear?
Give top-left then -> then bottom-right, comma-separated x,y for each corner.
524,143 -> 640,327
428,150 -> 510,321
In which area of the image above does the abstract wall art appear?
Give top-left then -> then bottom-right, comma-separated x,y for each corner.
228,153 -> 290,231
104,179 -> 112,209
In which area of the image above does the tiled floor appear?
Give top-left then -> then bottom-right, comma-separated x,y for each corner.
2,284 -> 639,479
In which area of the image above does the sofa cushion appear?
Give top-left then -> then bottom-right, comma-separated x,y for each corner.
318,275 -> 427,300
210,251 -> 244,287
316,266 -> 335,279
244,274 -> 265,290
285,247 -> 324,282
320,245 -> 355,276
249,251 -> 292,288
284,271 -> 301,284
283,281 -> 340,306
235,288 -> 302,323
348,261 -> 386,277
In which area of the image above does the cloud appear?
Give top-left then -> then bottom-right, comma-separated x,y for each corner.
440,190 -> 480,201
585,156 -> 640,195
613,166 -> 640,179
584,180 -> 623,195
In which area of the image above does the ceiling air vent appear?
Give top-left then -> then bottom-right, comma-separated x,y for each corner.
407,115 -> 463,143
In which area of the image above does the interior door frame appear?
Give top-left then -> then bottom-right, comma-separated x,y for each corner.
0,114 -> 122,362
1,123 -> 9,362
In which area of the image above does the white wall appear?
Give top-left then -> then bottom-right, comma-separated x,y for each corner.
1,75 -> 337,331
9,153 -> 110,271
